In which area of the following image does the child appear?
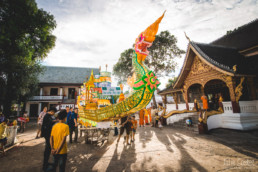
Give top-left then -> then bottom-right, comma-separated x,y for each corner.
186,117 -> 192,127
155,114 -> 159,127
114,120 -> 118,136
0,118 -> 8,155
131,116 -> 137,142
50,110 -> 69,172
18,111 -> 28,133
0,112 -> 5,123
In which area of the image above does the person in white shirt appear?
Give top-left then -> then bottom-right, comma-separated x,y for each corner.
36,107 -> 47,139
151,106 -> 158,127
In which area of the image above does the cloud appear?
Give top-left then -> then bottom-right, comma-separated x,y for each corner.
36,0 -> 258,89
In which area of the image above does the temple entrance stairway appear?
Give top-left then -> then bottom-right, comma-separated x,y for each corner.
166,112 -> 199,133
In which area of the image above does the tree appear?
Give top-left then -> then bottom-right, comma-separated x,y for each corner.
0,0 -> 56,117
113,31 -> 185,107
113,48 -> 134,84
166,76 -> 178,88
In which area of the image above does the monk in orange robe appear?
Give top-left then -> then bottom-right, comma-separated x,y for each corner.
139,109 -> 145,127
144,109 -> 149,124
201,95 -> 208,110
147,108 -> 152,122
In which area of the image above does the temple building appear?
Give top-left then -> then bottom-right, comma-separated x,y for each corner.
26,66 -> 100,117
159,19 -> 258,130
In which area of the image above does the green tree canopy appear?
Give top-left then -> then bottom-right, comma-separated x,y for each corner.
113,48 -> 134,84
166,76 -> 178,88
145,31 -> 185,75
113,31 -> 185,83
0,0 -> 56,116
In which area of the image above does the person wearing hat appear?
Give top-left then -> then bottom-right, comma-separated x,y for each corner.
41,107 -> 57,171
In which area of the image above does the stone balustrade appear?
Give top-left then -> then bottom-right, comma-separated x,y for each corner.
239,100 -> 258,113
31,95 -> 63,100
222,101 -> 233,113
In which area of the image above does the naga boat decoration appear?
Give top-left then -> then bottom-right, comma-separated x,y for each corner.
78,12 -> 165,124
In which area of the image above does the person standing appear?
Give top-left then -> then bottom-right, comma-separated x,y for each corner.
201,94 -> 208,111
144,108 -> 150,125
0,118 -> 7,155
131,116 -> 137,142
69,108 -> 78,143
0,112 -> 5,123
66,106 -> 73,143
36,107 -> 47,139
155,113 -> 160,128
151,106 -> 157,127
114,120 -> 118,136
41,107 -> 57,171
19,111 -> 28,133
117,115 -> 131,145
139,109 -> 145,127
50,110 -> 69,172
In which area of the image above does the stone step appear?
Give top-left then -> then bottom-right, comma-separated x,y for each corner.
166,114 -> 200,133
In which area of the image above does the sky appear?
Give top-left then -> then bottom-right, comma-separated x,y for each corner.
36,0 -> 258,89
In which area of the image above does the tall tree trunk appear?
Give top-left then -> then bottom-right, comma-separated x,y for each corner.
3,97 -> 12,118
152,92 -> 157,108
22,100 -> 26,114
3,74 -> 15,118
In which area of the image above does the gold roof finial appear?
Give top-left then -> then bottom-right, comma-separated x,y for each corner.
141,11 -> 166,43
120,84 -> 123,92
184,32 -> 190,42
233,65 -> 237,72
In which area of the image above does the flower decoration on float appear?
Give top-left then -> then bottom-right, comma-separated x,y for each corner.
133,71 -> 160,93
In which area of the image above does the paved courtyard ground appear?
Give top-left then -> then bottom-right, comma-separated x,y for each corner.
1,121 -> 258,172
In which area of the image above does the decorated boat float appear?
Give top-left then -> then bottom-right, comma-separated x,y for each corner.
77,12 -> 165,127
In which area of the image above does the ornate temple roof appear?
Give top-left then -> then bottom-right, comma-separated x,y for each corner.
191,42 -> 253,75
167,42 -> 256,91
38,66 -> 100,85
159,19 -> 258,95
158,86 -> 180,95
211,18 -> 258,50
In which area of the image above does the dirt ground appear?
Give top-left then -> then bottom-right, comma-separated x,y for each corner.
1,120 -> 258,172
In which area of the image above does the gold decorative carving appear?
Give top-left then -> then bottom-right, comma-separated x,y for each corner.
218,74 -> 236,101
184,32 -> 190,42
233,65 -> 237,72
181,87 -> 188,103
235,77 -> 245,103
188,56 -> 212,77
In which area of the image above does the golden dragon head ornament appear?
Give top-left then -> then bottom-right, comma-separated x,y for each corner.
134,11 -> 165,64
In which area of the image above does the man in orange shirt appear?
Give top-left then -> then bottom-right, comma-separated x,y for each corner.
50,110 -> 69,172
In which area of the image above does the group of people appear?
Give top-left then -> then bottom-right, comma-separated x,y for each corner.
116,115 -> 137,145
116,105 -> 166,145
37,106 -> 78,172
138,105 -> 165,128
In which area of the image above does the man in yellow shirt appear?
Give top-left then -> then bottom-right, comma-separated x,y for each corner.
0,118 -> 8,155
50,110 -> 69,172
